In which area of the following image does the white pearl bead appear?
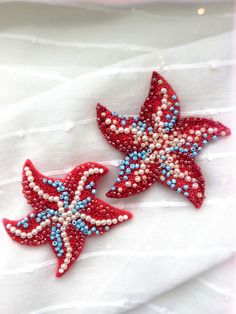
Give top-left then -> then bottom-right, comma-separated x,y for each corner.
15,229 -> 21,236
43,193 -> 49,200
28,176 -> 34,182
33,186 -> 40,192
10,227 -> 16,233
110,125 -> 116,131
118,215 -> 124,222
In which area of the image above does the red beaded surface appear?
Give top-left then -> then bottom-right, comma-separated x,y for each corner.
3,160 -> 132,277
97,71 -> 231,208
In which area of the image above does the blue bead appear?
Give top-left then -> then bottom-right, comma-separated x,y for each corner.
167,180 -> 171,186
105,226 -> 110,231
42,178 -> 47,184
48,180 -> 52,185
184,192 -> 189,197
177,188 -> 182,193
183,185 -> 189,190
171,184 -> 175,189
30,213 -> 35,218
172,95 -> 177,100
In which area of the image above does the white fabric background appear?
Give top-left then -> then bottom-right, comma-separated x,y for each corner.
0,1 -> 235,314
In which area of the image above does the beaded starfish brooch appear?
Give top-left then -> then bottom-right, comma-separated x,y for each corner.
97,71 -> 231,208
3,160 -> 132,277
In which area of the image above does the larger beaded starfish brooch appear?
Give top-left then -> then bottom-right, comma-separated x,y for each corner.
3,160 -> 132,277
97,71 -> 231,208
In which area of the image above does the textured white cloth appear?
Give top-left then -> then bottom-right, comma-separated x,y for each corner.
0,2 -> 235,314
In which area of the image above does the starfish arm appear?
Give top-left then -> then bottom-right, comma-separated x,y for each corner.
54,226 -> 86,277
156,153 -> 205,208
175,117 -> 231,157
63,162 -> 109,207
96,103 -> 141,154
106,154 -> 156,198
85,198 -> 132,234
3,213 -> 51,245
22,159 -> 62,212
139,71 -> 180,131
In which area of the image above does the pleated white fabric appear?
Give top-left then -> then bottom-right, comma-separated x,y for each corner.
0,2 -> 235,314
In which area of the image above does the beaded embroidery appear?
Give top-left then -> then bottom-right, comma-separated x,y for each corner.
3,160 -> 132,277
97,71 -> 231,208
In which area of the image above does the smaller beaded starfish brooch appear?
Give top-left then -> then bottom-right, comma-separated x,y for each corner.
3,160 -> 132,277
97,71 -> 231,208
